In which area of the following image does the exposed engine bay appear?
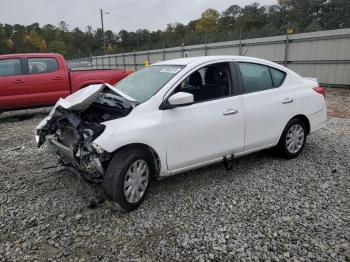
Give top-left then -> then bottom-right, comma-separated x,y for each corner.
36,84 -> 135,182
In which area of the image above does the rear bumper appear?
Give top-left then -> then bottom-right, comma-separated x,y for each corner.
309,106 -> 327,134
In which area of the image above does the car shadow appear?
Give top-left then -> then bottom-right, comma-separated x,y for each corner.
51,148 -> 280,213
151,149 -> 275,189
0,107 -> 51,123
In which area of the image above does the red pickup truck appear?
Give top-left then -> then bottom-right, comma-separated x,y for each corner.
0,53 -> 131,113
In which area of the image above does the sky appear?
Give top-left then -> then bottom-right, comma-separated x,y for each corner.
0,0 -> 277,32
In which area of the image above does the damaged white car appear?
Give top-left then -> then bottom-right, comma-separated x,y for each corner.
36,56 -> 327,211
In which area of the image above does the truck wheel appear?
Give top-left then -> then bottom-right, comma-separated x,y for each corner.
277,118 -> 307,159
104,148 -> 152,212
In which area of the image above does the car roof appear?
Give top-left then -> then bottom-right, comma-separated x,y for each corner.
153,56 -> 273,66
152,55 -> 292,74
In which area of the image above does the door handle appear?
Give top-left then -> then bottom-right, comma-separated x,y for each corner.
13,79 -> 24,84
223,109 -> 239,116
53,77 -> 63,80
282,98 -> 294,104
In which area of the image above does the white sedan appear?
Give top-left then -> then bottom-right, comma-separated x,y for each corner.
36,56 -> 327,211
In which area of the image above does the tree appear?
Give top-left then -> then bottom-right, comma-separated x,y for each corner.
38,40 -> 48,52
219,5 -> 242,30
0,1 -> 349,57
48,40 -> 67,56
195,9 -> 220,33
235,3 -> 268,33
26,29 -> 43,50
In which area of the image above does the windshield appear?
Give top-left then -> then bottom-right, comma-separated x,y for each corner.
114,65 -> 184,103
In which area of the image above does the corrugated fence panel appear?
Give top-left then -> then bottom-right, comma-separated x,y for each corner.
207,46 -> 237,56
289,38 -> 350,61
88,28 -> 350,86
187,49 -> 205,57
289,63 -> 350,85
136,53 -> 148,66
149,52 -> 164,63
244,43 -> 285,61
166,50 -> 182,60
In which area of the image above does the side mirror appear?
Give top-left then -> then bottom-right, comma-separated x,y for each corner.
160,92 -> 194,110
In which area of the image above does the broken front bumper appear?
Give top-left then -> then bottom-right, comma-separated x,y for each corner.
46,135 -> 105,178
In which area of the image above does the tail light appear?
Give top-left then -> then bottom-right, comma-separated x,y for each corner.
313,86 -> 326,97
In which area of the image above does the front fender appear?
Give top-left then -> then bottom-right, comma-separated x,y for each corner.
92,112 -> 168,175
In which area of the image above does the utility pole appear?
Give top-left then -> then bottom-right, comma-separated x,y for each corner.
100,9 -> 106,54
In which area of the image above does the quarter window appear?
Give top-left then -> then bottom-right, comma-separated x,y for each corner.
238,63 -> 273,93
0,59 -> 21,76
270,67 -> 286,87
28,58 -> 58,74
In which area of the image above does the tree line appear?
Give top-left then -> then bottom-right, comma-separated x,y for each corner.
0,0 -> 349,58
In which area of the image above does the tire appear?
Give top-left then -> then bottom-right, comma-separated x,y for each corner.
104,148 -> 153,212
277,118 -> 307,159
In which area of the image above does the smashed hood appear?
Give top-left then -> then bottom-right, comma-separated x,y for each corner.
35,83 -> 135,147
54,83 -> 137,111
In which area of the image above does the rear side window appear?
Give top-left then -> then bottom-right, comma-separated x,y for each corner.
270,67 -> 286,87
0,59 -> 22,76
28,58 -> 58,74
238,63 -> 273,93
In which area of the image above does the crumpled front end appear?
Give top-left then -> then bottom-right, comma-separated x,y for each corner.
36,84 -> 135,182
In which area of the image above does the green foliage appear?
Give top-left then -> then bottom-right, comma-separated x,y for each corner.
195,9 -> 220,33
0,0 -> 349,58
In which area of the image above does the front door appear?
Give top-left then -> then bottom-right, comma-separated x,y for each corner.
162,62 -> 245,172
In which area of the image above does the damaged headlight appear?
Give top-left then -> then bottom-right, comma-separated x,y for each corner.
92,142 -> 106,154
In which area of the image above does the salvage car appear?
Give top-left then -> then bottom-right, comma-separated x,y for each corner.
36,56 -> 327,212
0,53 -> 131,113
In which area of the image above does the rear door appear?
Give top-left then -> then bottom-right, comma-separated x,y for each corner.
25,57 -> 70,106
0,58 -> 29,110
237,62 -> 295,150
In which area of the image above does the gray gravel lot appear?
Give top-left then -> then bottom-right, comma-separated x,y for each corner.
0,88 -> 349,261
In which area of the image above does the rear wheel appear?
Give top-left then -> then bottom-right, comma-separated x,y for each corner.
104,148 -> 152,212
277,118 -> 307,159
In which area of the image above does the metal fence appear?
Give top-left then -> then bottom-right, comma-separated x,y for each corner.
67,28 -> 350,87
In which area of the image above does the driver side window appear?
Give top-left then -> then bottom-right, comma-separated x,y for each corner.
175,62 -> 232,103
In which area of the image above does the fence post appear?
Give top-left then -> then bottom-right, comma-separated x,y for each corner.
284,34 -> 289,67
162,41 -> 166,61
147,49 -> 150,64
133,51 -> 137,71
239,28 -> 242,56
204,33 -> 208,56
123,53 -> 126,70
108,55 -> 112,69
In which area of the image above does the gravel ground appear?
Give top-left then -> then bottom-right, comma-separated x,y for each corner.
0,88 -> 349,261
326,88 -> 350,118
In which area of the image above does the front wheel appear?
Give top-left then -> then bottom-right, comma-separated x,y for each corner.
277,118 -> 307,159
104,148 -> 152,212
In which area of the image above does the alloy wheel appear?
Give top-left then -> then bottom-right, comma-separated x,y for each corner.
286,123 -> 305,154
123,159 -> 149,204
